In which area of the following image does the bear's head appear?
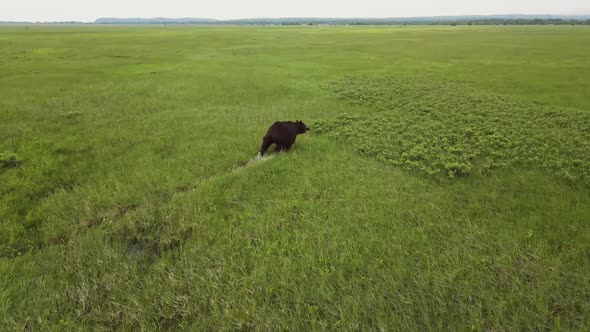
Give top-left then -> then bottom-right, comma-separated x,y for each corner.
296,120 -> 310,134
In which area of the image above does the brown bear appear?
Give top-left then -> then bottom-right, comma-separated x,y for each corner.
258,120 -> 309,158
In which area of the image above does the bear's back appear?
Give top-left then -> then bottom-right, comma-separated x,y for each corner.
266,121 -> 298,144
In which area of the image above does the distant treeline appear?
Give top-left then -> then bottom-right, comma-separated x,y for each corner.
94,17 -> 217,24
317,19 -> 590,26
406,19 -> 590,26
4,15 -> 590,26
94,16 -> 590,25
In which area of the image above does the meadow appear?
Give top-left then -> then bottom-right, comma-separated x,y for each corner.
1,25 -> 589,330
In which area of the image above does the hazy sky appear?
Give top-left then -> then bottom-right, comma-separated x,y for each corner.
3,0 -> 590,22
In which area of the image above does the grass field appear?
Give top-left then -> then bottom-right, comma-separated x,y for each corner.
1,25 -> 590,330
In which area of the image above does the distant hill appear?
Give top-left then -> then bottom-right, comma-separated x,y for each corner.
91,15 -> 590,25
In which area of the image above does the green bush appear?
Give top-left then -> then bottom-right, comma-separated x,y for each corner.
314,76 -> 590,184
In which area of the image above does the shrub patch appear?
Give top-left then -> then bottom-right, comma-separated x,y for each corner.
313,76 -> 590,184
0,152 -> 23,170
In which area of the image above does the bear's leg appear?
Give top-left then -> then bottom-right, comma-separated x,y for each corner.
274,144 -> 284,153
260,136 -> 272,156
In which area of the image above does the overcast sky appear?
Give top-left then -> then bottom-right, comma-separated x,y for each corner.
2,0 -> 590,22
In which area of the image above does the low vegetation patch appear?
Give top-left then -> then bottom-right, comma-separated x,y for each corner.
0,152 -> 23,170
314,76 -> 590,183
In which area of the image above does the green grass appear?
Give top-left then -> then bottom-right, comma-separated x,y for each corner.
1,25 -> 589,330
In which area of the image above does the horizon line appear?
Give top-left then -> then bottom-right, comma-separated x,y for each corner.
0,13 -> 590,23
3,13 -> 590,23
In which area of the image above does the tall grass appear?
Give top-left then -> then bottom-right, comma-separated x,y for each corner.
1,25 -> 589,330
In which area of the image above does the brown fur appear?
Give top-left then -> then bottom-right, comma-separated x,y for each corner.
259,120 -> 309,156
